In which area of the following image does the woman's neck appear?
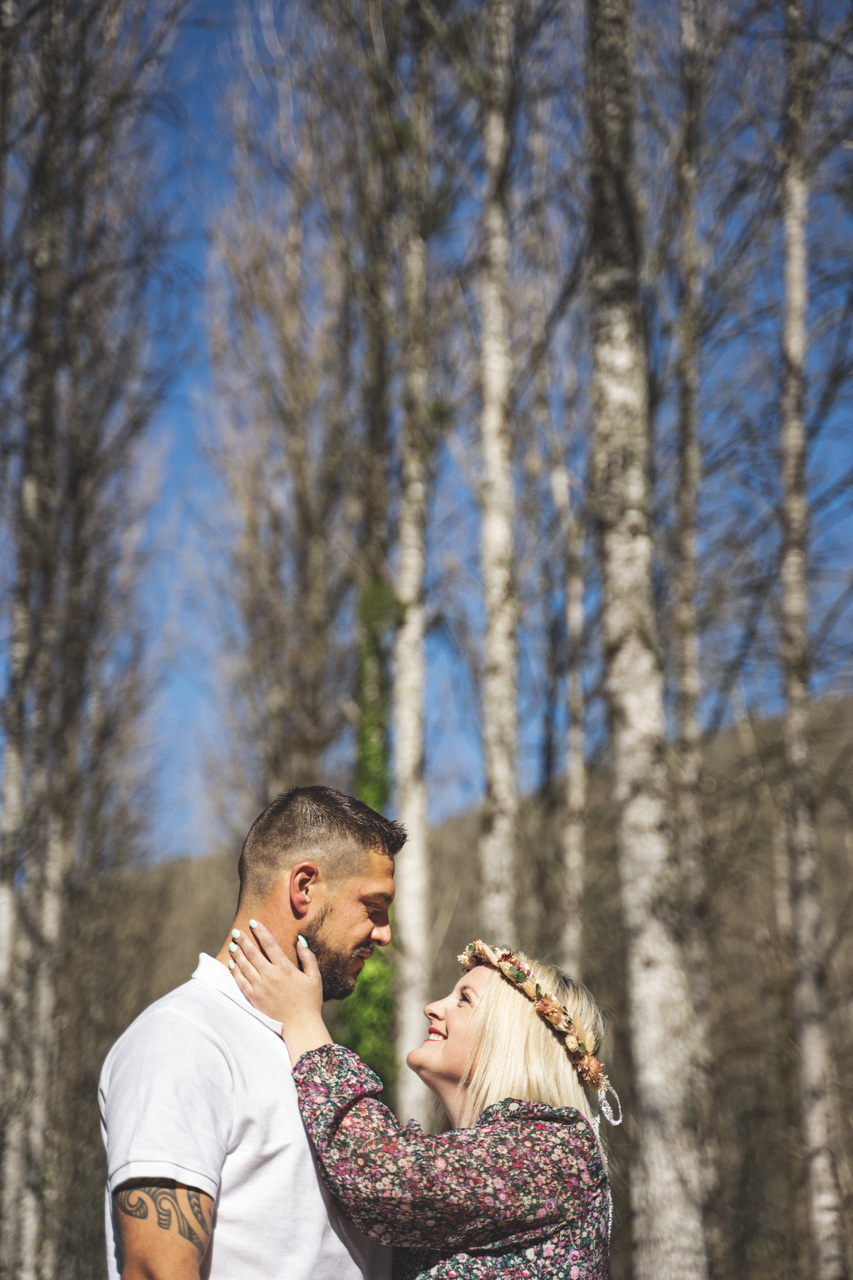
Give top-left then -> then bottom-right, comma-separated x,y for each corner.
431,1082 -> 472,1129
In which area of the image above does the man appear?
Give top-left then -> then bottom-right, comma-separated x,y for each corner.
99,786 -> 406,1280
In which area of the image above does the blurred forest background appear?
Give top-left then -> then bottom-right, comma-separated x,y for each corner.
1,0 -> 852,1278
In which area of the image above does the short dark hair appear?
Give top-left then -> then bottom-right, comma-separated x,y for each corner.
237,785 -> 406,902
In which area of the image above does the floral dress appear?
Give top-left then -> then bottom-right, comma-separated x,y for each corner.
292,1044 -> 610,1280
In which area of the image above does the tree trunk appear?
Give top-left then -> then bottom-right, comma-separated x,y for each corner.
780,4 -> 849,1275
356,166 -> 394,814
0,0 -> 185,1269
0,905 -> 32,1278
587,0 -> 709,1274
674,1 -> 721,1269
478,0 -> 517,944
0,1 -> 64,1256
675,0 -> 706,1026
0,605 -> 25,1077
552,466 -> 586,979
393,5 -> 432,1128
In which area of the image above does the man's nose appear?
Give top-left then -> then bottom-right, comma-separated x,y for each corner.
371,921 -> 392,947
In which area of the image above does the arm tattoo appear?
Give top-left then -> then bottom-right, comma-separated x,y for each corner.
115,1179 -> 211,1258
187,1188 -> 210,1238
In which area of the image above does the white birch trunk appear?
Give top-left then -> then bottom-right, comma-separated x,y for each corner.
0,679 -> 24,1074
0,919 -> 30,1278
17,814 -> 70,1280
393,19 -> 432,1127
781,6 -> 848,1273
552,467 -> 586,978
675,1 -> 720,1264
0,126 -> 62,1270
587,0 -> 708,1274
478,0 -> 517,944
675,0 -> 707,1017
593,293 -> 708,1280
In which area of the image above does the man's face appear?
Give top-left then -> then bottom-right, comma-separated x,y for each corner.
302,845 -> 395,1001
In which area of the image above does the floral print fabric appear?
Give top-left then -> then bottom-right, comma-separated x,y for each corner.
292,1044 -> 610,1279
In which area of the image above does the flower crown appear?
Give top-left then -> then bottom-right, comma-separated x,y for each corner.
458,939 -> 622,1127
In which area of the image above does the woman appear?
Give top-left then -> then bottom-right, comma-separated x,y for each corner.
230,925 -> 619,1279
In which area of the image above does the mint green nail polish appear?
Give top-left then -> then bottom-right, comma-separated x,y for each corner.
229,941 -> 237,953
297,934 -> 308,948
232,929 -> 241,939
249,919 -> 259,929
228,958 -> 235,970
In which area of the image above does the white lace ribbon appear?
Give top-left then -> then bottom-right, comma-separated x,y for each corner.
597,1081 -> 623,1126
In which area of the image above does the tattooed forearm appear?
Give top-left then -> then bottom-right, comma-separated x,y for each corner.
115,1179 -> 212,1258
187,1187 -> 209,1238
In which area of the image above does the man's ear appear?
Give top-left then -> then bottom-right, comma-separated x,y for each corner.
288,861 -> 321,920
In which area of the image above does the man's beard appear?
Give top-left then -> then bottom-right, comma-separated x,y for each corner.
302,907 -> 373,1001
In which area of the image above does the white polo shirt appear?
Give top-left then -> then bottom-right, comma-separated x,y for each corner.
99,953 -> 389,1280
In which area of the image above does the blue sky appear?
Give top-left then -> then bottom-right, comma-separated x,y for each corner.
140,0 -> 853,860
143,0 -> 236,858
141,1 -> 491,857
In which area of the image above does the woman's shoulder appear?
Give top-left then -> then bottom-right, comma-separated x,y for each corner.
476,1096 -> 593,1130
475,1099 -> 606,1171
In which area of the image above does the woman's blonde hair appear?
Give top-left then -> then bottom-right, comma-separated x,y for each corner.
460,953 -> 608,1159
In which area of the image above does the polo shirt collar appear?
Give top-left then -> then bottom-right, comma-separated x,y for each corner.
191,951 -> 284,1036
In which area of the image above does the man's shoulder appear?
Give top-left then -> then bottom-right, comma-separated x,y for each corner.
120,973 -> 222,1031
102,967 -> 238,1080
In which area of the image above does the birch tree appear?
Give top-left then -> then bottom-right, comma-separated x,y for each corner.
479,0 -> 518,943
586,0 -> 708,1273
673,0 -> 706,1039
511,32 -> 590,970
560,472 -> 587,976
779,3 -> 849,1274
392,0 -> 437,1127
670,1 -> 723,1262
0,1 -> 184,1274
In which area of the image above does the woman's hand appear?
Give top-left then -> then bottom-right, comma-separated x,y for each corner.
229,922 -> 332,1063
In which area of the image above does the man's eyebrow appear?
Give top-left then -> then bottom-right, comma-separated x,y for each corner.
363,891 -> 394,904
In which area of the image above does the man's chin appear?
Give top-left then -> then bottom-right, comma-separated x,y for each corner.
311,944 -> 372,1002
318,963 -> 360,1002
320,976 -> 356,1002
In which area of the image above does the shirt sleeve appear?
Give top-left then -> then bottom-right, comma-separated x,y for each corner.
100,1006 -> 234,1200
291,1044 -> 602,1252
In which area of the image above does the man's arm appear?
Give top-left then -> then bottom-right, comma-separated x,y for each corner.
114,1179 -> 213,1280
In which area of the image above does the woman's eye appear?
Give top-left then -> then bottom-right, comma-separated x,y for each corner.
459,991 -> 471,1004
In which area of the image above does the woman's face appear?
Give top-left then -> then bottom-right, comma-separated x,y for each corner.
406,965 -> 494,1094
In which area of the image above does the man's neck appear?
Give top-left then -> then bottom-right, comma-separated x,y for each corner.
214,905 -> 299,969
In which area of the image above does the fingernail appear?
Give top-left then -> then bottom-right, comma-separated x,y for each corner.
228,958 -> 235,970
232,929 -> 241,939
249,919 -> 259,929
229,942 -> 237,953
297,934 -> 308,948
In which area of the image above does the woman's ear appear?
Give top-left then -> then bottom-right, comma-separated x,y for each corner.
288,861 -> 320,919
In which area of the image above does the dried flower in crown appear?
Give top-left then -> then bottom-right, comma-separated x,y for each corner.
458,939 -> 610,1101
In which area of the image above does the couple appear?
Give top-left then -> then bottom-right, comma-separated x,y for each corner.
100,786 -> 615,1279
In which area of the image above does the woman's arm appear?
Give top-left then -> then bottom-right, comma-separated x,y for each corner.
292,1044 -> 605,1252
229,926 -> 606,1253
